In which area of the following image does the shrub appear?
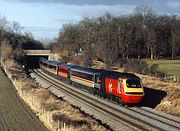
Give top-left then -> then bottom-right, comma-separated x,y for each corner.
149,64 -> 158,75
69,55 -> 84,66
1,40 -> 13,63
83,51 -> 93,67
148,64 -> 166,78
123,59 -> 148,74
61,56 -> 69,63
123,59 -> 168,79
36,89 -> 50,100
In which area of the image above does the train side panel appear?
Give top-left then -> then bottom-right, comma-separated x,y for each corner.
105,78 -> 124,98
70,70 -> 95,88
47,66 -> 57,75
58,66 -> 69,78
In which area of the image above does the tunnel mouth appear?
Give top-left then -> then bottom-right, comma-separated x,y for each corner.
26,56 -> 48,69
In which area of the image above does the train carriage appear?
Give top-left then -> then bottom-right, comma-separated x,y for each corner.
39,58 -> 49,69
70,66 -> 105,91
40,59 -> 59,75
57,64 -> 76,79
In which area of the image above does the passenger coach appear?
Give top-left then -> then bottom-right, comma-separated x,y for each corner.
70,66 -> 105,92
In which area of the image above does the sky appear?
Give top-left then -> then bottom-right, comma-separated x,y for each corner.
0,0 -> 180,40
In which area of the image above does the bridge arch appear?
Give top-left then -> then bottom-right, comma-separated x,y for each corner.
23,50 -> 50,69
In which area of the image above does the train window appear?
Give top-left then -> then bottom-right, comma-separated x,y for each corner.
49,65 -> 56,70
72,71 -> 93,81
95,74 -> 100,83
126,79 -> 141,88
44,63 -> 47,67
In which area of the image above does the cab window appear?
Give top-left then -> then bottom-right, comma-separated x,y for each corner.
126,79 -> 141,88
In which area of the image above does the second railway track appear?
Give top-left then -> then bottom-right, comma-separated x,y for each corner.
32,69 -> 180,131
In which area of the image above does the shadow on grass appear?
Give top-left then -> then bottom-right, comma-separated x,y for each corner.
140,87 -> 167,108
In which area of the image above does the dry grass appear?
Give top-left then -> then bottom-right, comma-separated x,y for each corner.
137,74 -> 180,116
4,59 -> 22,70
36,89 -> 51,100
3,59 -> 108,131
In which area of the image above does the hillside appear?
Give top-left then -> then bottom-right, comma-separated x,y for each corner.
137,74 -> 180,116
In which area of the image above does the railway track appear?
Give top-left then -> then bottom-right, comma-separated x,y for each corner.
33,69 -> 180,131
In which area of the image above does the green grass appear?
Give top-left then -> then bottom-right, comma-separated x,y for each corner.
145,59 -> 180,78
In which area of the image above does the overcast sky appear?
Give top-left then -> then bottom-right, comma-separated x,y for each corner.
0,0 -> 180,40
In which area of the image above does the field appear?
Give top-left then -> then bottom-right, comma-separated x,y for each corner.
145,59 -> 180,78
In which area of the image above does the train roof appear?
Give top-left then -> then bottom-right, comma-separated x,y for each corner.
58,63 -> 76,69
71,66 -> 105,75
40,58 -> 49,63
40,59 -> 60,66
40,59 -> 139,79
104,71 -> 140,79
48,61 -> 59,66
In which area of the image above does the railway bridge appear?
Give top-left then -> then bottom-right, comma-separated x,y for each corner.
23,50 -> 51,69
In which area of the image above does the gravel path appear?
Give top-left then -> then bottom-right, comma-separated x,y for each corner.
0,68 -> 47,131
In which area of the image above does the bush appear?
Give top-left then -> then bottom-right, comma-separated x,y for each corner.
149,64 -> 166,78
83,51 -> 93,67
13,49 -> 26,64
69,55 -> 84,66
61,56 -> 69,63
149,64 -> 158,75
1,40 -> 13,63
123,59 -> 148,74
123,59 -> 167,79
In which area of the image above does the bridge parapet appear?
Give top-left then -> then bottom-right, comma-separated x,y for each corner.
23,50 -> 51,56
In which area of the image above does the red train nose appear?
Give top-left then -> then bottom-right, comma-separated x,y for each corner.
123,95 -> 143,104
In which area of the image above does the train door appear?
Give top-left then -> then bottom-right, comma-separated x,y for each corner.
116,78 -> 123,97
94,74 -> 101,89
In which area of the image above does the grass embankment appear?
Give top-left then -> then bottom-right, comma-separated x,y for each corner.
2,59 -> 108,131
146,59 -> 180,78
138,74 -> 180,116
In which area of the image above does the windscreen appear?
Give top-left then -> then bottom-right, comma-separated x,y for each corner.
126,79 -> 141,88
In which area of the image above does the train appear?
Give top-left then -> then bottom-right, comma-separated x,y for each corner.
39,58 -> 144,104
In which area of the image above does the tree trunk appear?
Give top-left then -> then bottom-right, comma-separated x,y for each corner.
171,48 -> 174,59
171,29 -> 176,59
122,54 -> 125,59
150,47 -> 154,59
138,55 -> 140,59
138,52 -> 140,59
